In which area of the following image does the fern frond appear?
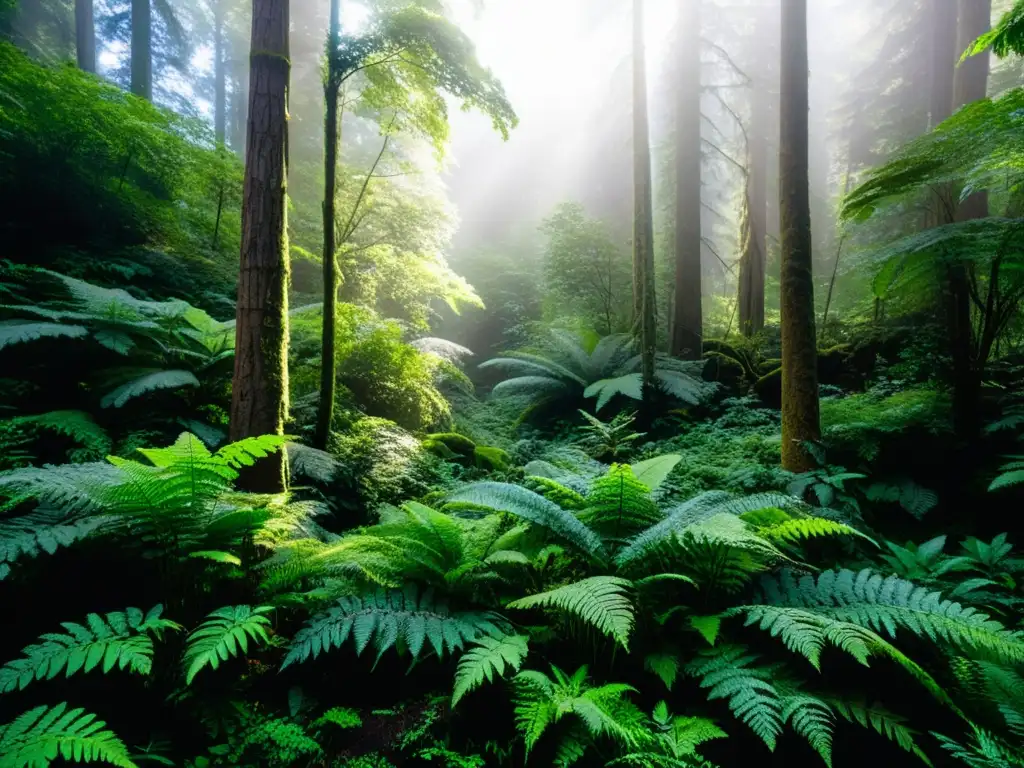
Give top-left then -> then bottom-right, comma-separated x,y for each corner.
213,435 -> 290,470
760,569 -> 1024,666
629,455 -> 682,492
654,369 -> 713,406
757,518 -> 877,547
0,606 -> 179,694
644,652 -> 681,691
0,506 -> 108,578
615,492 -> 733,568
511,670 -> 556,756
829,700 -> 932,765
452,634 -> 529,706
685,645 -> 783,751
447,482 -> 604,559
10,412 -> 111,458
508,576 -> 635,649
184,605 -> 273,684
586,374 -> 643,411
523,476 -> 587,510
0,322 -> 88,351
781,694 -> 835,767
0,703 -> 137,768
933,723 -> 1024,768
100,369 -> 200,408
580,465 -> 660,542
281,584 -> 508,668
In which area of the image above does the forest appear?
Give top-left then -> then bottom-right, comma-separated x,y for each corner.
1,0 -> 1024,765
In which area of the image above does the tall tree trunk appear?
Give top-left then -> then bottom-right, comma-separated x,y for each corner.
779,0 -> 819,472
131,0 -> 152,100
75,0 -> 95,73
947,0 -> 991,438
633,0 -> 656,391
214,0 -> 227,145
314,0 -> 342,451
671,0 -> 702,359
230,0 -> 290,492
738,4 -> 770,337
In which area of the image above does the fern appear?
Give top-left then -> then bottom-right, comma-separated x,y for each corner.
0,703 -> 137,768
184,605 -> 273,684
508,576 -> 635,649
523,476 -> 587,510
447,482 -> 605,559
756,518 -> 876,547
989,457 -> 1024,492
965,0 -> 1024,58
586,375 -> 644,411
781,694 -> 835,767
933,723 -> 1024,768
100,369 -> 200,408
281,584 -> 509,668
685,645 -> 783,750
580,465 -> 661,543
0,505 -> 108,579
0,606 -> 179,694
644,653 -> 682,691
0,322 -> 89,351
512,665 -> 647,758
829,700 -> 931,765
451,633 -> 529,706
760,569 -> 1024,665
9,412 -> 111,458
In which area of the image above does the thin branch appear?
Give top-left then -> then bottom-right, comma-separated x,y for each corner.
702,237 -> 736,275
339,115 -> 398,245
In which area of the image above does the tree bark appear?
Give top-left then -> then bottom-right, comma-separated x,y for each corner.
633,0 -> 657,391
314,0 -> 342,451
230,0 -> 291,492
131,0 -> 152,100
947,0 -> 991,438
214,0 -> 227,145
779,0 -> 819,472
671,0 -> 702,359
738,5 -> 769,338
75,0 -> 95,73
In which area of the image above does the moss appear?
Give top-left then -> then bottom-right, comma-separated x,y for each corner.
753,366 -> 783,408
817,344 -> 853,385
758,358 -> 782,376
740,506 -> 792,527
425,432 -> 477,456
473,445 -> 511,471
702,351 -> 746,384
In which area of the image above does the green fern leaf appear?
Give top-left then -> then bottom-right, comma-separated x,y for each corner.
0,702 -> 137,768
0,507 -> 108,578
508,576 -> 635,649
10,412 -> 111,458
761,569 -> 1024,666
447,482 -> 604,559
782,695 -> 835,767
829,700 -> 931,766
0,322 -> 88,351
644,652 -> 681,690
685,645 -> 783,751
586,374 -> 643,411
0,606 -> 179,694
580,465 -> 661,542
100,370 -> 200,408
629,454 -> 682,491
281,584 -> 508,668
757,518 -> 877,547
452,634 -> 529,706
184,605 -> 273,684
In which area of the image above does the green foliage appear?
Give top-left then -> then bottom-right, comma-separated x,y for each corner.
0,606 -> 179,693
579,465 -> 661,542
451,633 -> 529,707
830,700 -> 931,765
508,576 -> 635,649
760,569 -> 1024,665
576,410 -> 646,461
989,456 -> 1024,492
933,723 -> 1024,768
0,703 -> 137,768
511,665 -> 648,758
282,584 -> 509,668
184,605 -> 273,684
965,0 -> 1024,59
481,330 -> 713,420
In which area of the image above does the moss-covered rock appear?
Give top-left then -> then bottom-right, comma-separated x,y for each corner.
758,358 -> 782,376
817,344 -> 854,385
473,445 -> 511,471
754,366 -> 782,408
423,432 -> 477,457
702,351 -> 746,384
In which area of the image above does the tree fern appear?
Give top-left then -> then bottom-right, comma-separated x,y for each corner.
100,369 -> 200,408
508,576 -> 635,650
0,703 -> 137,768
759,569 -> 1024,665
184,605 -> 273,684
685,645 -> 784,751
451,633 -> 529,706
585,374 -> 643,411
281,584 -> 509,668
447,482 -> 605,559
0,606 -> 179,694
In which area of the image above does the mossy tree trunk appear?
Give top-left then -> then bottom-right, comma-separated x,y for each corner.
131,0 -> 152,100
671,0 -> 702,360
633,0 -> 657,392
75,0 -> 95,73
230,0 -> 290,492
314,0 -> 342,451
779,0 -> 819,472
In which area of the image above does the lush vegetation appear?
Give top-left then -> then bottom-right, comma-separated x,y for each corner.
2,0 -> 1024,767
